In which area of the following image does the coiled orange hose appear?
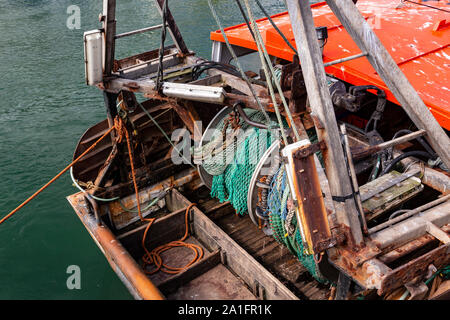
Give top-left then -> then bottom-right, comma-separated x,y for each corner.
118,117 -> 203,275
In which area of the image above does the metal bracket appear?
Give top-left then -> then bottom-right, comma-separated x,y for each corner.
315,237 -> 338,252
404,281 -> 429,300
252,280 -> 266,300
293,140 -> 327,159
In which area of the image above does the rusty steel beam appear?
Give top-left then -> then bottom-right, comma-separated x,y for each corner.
370,200 -> 450,250
325,0 -> 450,169
67,193 -> 164,300
291,144 -> 334,253
379,243 -> 450,295
352,129 -> 427,161
329,199 -> 450,293
379,224 -> 450,264
369,194 -> 450,235
346,130 -> 450,195
285,0 -> 364,247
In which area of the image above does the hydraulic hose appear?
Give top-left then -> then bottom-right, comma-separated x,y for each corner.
381,150 -> 433,175
391,129 -> 437,159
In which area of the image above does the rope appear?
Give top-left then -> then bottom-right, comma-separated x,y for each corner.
1,107 -> 201,275
206,0 -> 272,126
116,116 -> 203,275
208,110 -> 282,214
425,265 -> 450,285
0,124 -> 116,226
241,0 -> 288,145
142,203 -> 204,275
244,0 -> 301,141
234,0 -> 256,41
242,0 -> 301,142
254,0 -> 298,55
136,100 -> 196,168
70,167 -> 120,202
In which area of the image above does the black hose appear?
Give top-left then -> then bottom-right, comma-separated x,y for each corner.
254,0 -> 298,55
234,0 -> 256,41
191,61 -> 240,80
234,102 -> 269,129
391,129 -> 437,159
381,151 -> 433,175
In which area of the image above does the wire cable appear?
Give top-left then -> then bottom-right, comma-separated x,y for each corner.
206,0 -> 272,125
381,150 -> 433,175
401,0 -> 450,13
242,0 -> 301,142
136,100 -> 196,168
254,0 -> 298,55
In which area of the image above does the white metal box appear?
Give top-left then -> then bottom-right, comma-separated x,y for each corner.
162,82 -> 226,104
83,29 -> 103,86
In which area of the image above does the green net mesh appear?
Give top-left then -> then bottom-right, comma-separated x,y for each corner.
201,108 -> 326,282
267,165 -> 327,283
208,110 -> 281,215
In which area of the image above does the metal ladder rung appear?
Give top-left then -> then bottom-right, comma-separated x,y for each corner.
424,220 -> 450,244
115,24 -> 163,39
323,51 -> 368,67
118,51 -> 179,73
353,129 -> 427,161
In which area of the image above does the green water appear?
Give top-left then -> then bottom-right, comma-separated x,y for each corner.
0,0 -> 285,299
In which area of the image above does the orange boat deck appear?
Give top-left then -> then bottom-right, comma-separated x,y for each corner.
210,0 -> 450,130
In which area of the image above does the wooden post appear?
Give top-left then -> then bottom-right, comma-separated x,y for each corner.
285,0 -> 364,247
325,0 -> 450,169
154,0 -> 189,55
102,0 -> 116,77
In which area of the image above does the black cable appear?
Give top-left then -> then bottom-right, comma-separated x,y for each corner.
254,0 -> 298,55
234,102 -> 269,129
234,0 -> 256,41
381,150 -> 433,175
391,129 -> 437,159
234,0 -> 259,48
191,61 -> 240,80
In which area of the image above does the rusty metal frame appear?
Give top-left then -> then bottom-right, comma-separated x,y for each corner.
80,0 -> 450,299
67,192 -> 165,300
284,0 -> 450,297
101,0 -> 189,80
283,140 -> 334,254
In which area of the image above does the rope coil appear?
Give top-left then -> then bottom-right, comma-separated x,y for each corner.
117,115 -> 203,275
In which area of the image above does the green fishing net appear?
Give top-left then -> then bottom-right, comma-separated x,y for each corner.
205,109 -> 281,215
267,165 -> 327,283
200,108 -> 326,282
